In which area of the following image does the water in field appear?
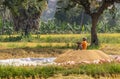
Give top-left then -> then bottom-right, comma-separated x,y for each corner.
0,57 -> 56,66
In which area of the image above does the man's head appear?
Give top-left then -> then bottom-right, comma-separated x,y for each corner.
83,37 -> 87,41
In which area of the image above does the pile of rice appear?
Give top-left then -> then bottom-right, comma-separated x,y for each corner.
55,50 -> 113,65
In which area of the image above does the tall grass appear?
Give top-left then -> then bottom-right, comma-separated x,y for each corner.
98,33 -> 120,44
0,34 -> 120,44
0,33 -> 120,49
0,63 -> 120,78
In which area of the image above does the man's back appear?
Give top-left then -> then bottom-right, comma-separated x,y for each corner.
81,41 -> 87,50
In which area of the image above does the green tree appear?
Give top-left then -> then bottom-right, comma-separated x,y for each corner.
57,0 -> 120,46
3,0 -> 47,36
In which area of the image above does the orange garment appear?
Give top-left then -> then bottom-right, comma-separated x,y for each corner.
81,41 -> 87,50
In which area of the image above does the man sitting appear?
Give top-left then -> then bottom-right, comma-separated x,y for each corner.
76,37 -> 88,50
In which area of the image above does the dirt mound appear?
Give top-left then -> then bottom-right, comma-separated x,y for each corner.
55,50 -> 112,64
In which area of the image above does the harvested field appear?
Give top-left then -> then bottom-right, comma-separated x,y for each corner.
55,50 -> 113,64
0,48 -> 64,59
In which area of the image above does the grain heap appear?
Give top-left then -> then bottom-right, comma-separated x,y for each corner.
55,50 -> 113,65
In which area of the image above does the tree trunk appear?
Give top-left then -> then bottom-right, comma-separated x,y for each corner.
1,6 -> 6,34
91,14 -> 99,46
80,10 -> 84,26
24,25 -> 30,36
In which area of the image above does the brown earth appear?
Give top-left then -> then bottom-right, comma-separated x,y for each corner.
48,74 -> 120,79
0,48 -> 64,59
55,50 -> 112,63
0,47 -> 118,63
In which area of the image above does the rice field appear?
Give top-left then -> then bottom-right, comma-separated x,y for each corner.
0,33 -> 120,55
0,33 -> 120,47
0,33 -> 120,78
0,33 -> 120,43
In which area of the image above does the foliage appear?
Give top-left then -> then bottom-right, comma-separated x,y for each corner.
40,20 -> 86,34
56,0 -> 120,45
55,0 -> 84,25
0,17 -> 120,34
0,63 -> 120,78
1,20 -> 14,35
0,0 -> 120,36
3,0 -> 47,35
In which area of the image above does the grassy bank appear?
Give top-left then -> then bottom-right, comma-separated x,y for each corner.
0,63 -> 120,79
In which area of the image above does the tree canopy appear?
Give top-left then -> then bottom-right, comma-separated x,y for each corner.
3,0 -> 47,35
57,0 -> 120,45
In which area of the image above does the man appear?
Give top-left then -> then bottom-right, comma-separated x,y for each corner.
76,37 -> 88,50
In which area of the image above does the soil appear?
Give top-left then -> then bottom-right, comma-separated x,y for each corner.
0,48 -> 64,59
48,74 -> 120,79
0,48 -> 119,64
